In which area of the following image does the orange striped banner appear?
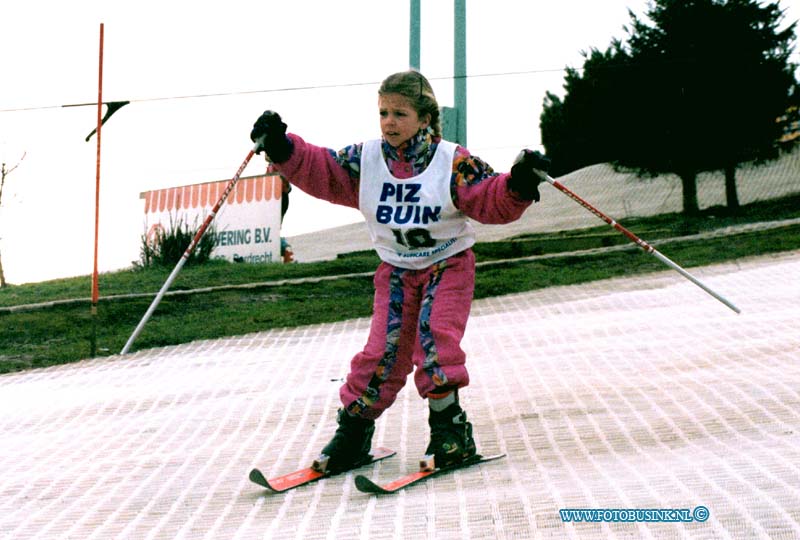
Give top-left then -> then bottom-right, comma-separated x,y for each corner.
140,174 -> 280,214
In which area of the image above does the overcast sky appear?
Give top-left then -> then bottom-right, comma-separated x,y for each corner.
1,0 -> 797,284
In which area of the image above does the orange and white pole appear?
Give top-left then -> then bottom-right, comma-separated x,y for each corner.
121,142 -> 264,354
542,173 -> 741,314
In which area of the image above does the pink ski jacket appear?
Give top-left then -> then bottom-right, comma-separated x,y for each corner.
272,127 -> 532,226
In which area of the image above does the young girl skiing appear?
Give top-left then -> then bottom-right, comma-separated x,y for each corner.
250,70 -> 549,472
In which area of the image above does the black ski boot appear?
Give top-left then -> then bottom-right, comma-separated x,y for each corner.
315,409 -> 375,474
425,402 -> 477,468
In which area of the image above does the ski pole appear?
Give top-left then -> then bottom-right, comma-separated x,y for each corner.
121,141 -> 264,354
541,173 -> 741,314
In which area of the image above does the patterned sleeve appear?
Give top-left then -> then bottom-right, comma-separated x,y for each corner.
450,146 -> 498,196
332,143 -> 364,181
272,134 -> 362,209
450,146 -> 533,225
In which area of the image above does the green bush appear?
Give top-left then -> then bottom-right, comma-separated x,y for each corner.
139,215 -> 217,268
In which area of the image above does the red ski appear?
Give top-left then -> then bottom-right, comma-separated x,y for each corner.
249,447 -> 395,493
354,453 -> 505,494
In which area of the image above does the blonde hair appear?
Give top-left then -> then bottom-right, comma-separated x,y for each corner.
378,71 -> 442,138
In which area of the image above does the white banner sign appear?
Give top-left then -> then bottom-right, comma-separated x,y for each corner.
141,173 -> 283,264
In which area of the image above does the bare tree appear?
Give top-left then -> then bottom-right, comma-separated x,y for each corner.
0,152 -> 25,287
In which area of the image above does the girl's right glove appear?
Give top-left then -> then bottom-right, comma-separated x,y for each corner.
508,149 -> 551,202
250,110 -> 294,163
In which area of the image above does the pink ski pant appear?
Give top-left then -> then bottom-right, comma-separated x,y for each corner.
341,249 -> 475,420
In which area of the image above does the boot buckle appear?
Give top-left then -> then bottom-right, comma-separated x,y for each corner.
312,454 -> 330,473
419,454 -> 436,472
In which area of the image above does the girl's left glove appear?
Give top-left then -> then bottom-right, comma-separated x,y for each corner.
508,149 -> 550,202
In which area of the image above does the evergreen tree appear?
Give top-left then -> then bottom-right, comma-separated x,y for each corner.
541,0 -> 798,214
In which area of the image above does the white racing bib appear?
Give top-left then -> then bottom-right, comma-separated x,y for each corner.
359,139 -> 475,269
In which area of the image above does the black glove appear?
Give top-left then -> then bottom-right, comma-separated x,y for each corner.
508,149 -> 550,202
250,110 -> 293,163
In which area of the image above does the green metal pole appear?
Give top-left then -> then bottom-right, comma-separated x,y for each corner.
454,0 -> 467,146
410,0 -> 420,70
